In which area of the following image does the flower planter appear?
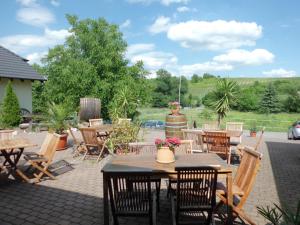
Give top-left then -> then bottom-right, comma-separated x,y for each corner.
56,133 -> 68,151
250,131 -> 257,137
156,147 -> 175,164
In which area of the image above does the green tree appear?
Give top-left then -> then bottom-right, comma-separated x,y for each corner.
203,73 -> 216,79
152,69 -> 188,107
42,15 -> 149,119
212,79 -> 238,125
0,81 -> 21,127
236,88 -> 260,111
191,74 -> 199,83
259,83 -> 280,114
283,89 -> 300,112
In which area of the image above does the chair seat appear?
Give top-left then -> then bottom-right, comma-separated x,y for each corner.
230,141 -> 240,146
216,182 -> 244,196
24,154 -> 48,162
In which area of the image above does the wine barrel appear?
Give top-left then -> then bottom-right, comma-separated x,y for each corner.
165,114 -> 188,139
79,98 -> 101,121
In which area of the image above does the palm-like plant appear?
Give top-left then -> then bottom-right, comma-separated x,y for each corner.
46,102 -> 71,134
212,79 -> 238,126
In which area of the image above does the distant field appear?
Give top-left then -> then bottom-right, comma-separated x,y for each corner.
138,107 -> 300,132
188,77 -> 300,98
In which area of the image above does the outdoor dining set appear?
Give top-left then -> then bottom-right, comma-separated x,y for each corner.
0,120 -> 264,225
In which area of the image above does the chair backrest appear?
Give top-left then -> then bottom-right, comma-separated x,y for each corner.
80,127 -> 99,146
107,172 -> 152,214
234,146 -> 262,207
43,133 -> 60,162
202,122 -> 219,130
175,166 -> 219,212
0,130 -> 14,140
128,142 -> 156,155
68,127 -> 81,145
226,122 -> 243,131
39,132 -> 53,155
204,131 -> 230,155
254,127 -> 265,151
89,118 -> 103,127
175,140 -> 193,154
182,129 -> 203,150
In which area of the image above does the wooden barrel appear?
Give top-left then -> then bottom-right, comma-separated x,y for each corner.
165,114 -> 188,139
79,98 -> 101,121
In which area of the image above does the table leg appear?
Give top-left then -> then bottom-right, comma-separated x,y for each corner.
103,172 -> 109,225
226,171 -> 233,225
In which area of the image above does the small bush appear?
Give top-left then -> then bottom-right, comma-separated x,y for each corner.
1,81 -> 21,127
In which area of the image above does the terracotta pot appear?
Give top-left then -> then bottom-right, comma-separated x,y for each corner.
156,147 -> 175,163
56,133 -> 68,151
250,131 -> 257,137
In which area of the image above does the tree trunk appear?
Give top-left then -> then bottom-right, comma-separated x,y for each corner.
217,114 -> 221,128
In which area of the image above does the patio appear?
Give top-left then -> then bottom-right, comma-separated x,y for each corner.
0,129 -> 299,225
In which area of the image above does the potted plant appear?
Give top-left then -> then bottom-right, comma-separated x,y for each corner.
155,137 -> 181,163
46,102 -> 71,150
169,101 -> 181,115
249,122 -> 257,137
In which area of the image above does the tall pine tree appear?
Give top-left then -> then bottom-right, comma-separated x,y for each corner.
1,81 -> 21,127
259,83 -> 280,114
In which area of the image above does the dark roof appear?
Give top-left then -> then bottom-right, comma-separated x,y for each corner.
0,45 -> 46,81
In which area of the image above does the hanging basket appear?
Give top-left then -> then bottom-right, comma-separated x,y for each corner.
156,147 -> 175,164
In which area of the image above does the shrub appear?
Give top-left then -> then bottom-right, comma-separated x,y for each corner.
1,81 -> 21,127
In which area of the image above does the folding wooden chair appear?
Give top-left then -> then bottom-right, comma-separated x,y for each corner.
170,166 -> 219,225
237,127 -> 265,156
226,122 -> 244,145
216,146 -> 263,225
23,133 -> 60,183
182,129 -> 205,153
107,171 -> 157,225
89,118 -> 103,127
204,131 -> 231,164
68,128 -> 86,157
80,127 -> 108,162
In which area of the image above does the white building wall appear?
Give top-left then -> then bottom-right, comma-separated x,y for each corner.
0,78 -> 32,112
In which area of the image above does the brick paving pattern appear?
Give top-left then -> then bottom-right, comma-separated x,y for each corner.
0,129 -> 299,225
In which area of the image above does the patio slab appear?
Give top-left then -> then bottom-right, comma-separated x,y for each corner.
0,129 -> 299,225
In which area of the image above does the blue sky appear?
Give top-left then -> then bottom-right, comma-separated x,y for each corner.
0,0 -> 299,78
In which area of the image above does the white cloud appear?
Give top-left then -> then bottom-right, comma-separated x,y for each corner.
179,62 -> 233,75
26,51 -> 47,64
127,43 -> 155,56
167,20 -> 262,50
213,49 -> 274,66
262,68 -> 297,77
149,16 -> 172,34
120,19 -> 131,28
177,6 -> 189,12
17,5 -> 55,27
0,28 -> 70,54
16,0 -> 37,6
126,0 -> 189,6
126,43 -> 177,74
50,0 -> 60,6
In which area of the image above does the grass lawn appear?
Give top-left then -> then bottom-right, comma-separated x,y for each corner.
138,107 -> 300,132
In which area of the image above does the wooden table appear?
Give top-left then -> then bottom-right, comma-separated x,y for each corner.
90,124 -> 114,138
101,154 -> 233,224
183,129 -> 242,138
0,138 -> 36,181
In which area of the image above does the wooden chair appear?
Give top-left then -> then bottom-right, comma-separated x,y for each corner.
0,130 -> 14,140
80,127 -> 108,162
23,133 -> 60,183
226,122 -> 244,145
216,146 -> 263,225
237,127 -> 265,156
182,129 -> 204,153
107,172 -> 157,225
89,118 -> 103,127
202,122 -> 219,131
171,166 -> 219,225
128,142 -> 161,211
204,131 -> 231,164
68,128 -> 86,157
